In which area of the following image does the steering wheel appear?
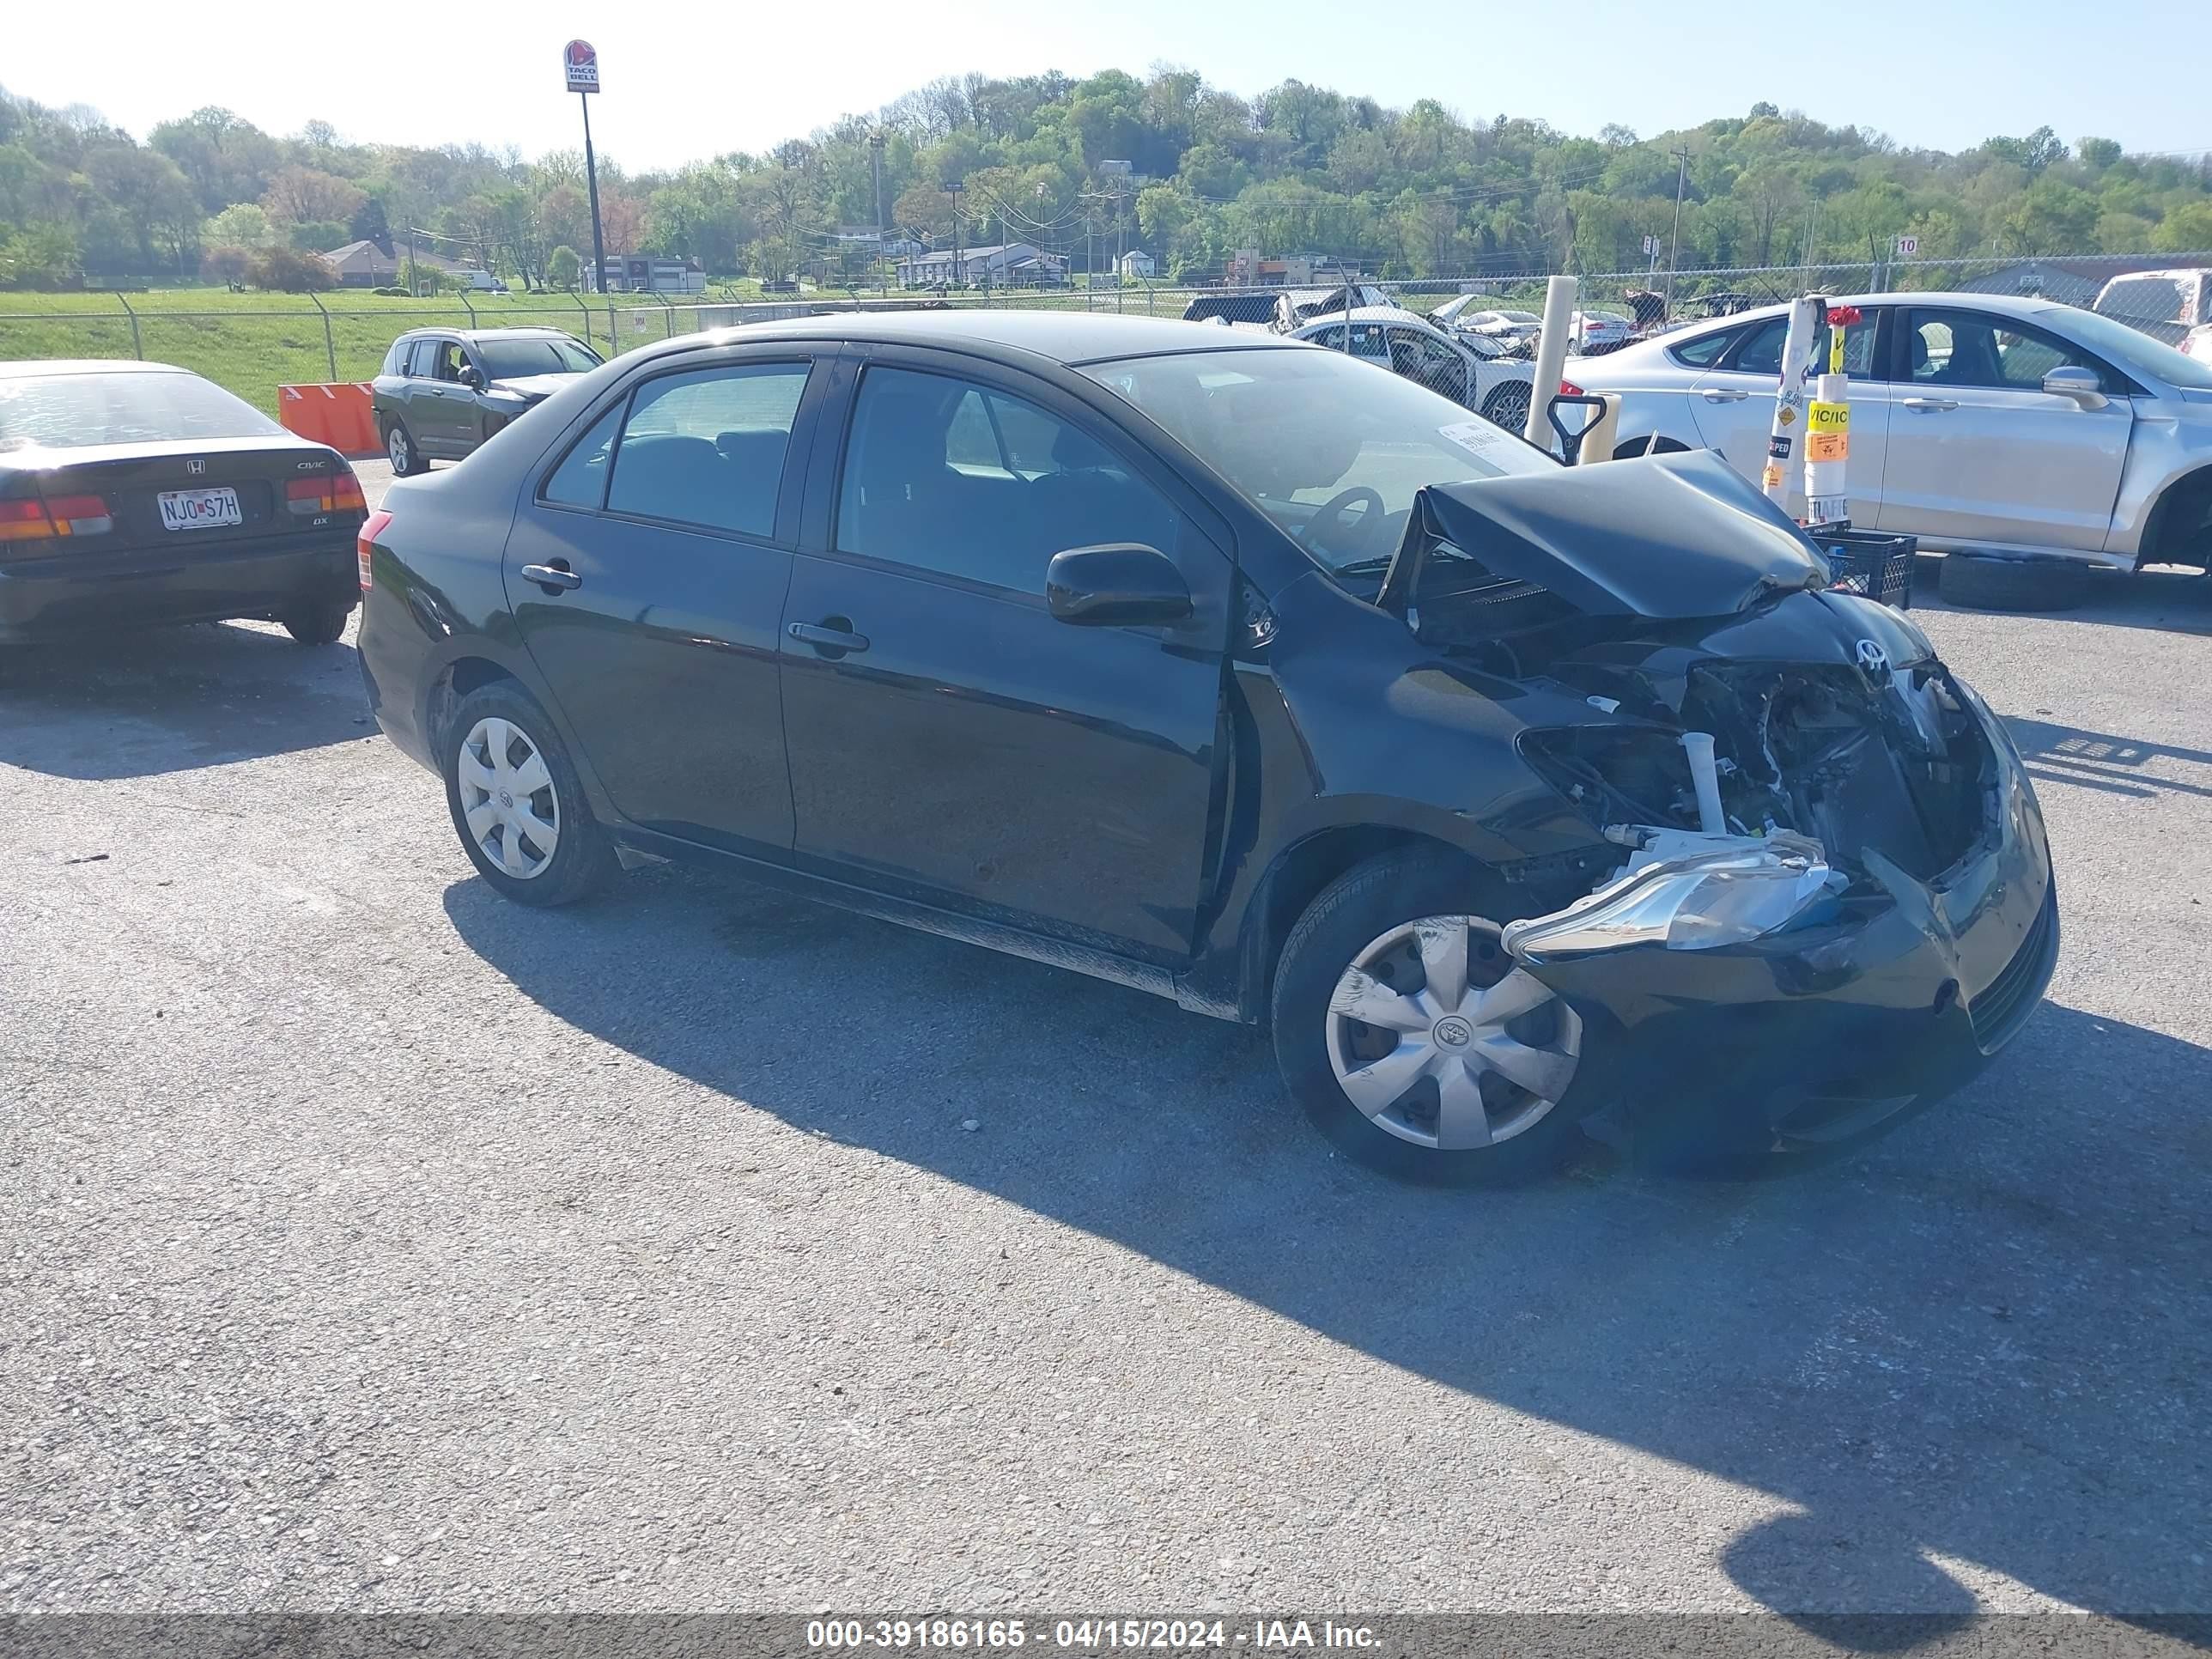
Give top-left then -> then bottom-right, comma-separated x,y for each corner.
1308,485 -> 1389,561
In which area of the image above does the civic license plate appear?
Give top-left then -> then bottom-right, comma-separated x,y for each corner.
158,487 -> 242,531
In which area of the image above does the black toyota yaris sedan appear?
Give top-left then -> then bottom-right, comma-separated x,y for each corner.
358,311 -> 2057,1181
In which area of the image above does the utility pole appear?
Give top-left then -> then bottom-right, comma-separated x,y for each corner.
1662,145 -> 1690,320
870,131 -> 886,295
563,42 -> 610,319
948,180 -> 963,289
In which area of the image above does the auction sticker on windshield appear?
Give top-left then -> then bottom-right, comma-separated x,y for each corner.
1439,420 -> 1510,453
158,487 -> 242,531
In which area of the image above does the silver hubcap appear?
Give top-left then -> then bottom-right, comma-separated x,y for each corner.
1325,915 -> 1583,1151
456,716 -> 559,879
390,428 -> 408,467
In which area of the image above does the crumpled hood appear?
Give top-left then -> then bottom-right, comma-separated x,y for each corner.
487,373 -> 575,403
1409,448 -> 1828,618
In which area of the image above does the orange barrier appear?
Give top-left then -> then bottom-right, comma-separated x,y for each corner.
277,382 -> 379,459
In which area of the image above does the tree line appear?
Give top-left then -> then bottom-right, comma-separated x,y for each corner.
4,70 -> 2210,292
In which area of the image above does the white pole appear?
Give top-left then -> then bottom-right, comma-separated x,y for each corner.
1803,304 -> 1857,526
1523,273 -> 1578,450
1762,295 -> 1822,512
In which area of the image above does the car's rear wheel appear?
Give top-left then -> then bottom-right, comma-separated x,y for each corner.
386,419 -> 424,477
1936,552 -> 2090,612
441,683 -> 615,907
1480,381 -> 1533,434
281,599 -> 352,646
1271,852 -> 1592,1183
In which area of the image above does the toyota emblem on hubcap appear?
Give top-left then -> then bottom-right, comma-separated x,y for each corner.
498,788 -> 514,809
1433,1016 -> 1474,1048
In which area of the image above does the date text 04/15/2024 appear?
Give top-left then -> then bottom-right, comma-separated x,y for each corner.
805,1619 -> 1382,1650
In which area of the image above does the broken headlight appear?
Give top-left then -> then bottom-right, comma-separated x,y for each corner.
1502,846 -> 1839,964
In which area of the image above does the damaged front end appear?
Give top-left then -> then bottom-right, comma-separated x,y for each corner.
1391,453 -> 2059,1150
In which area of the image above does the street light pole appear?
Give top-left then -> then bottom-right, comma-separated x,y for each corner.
870,131 -> 886,295
580,92 -> 609,319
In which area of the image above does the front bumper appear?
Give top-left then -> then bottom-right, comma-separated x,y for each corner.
0,532 -> 358,642
1516,714 -> 2058,1150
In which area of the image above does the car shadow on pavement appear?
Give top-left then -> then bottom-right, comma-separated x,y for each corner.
0,622 -> 370,780
2002,716 -> 2212,803
443,867 -> 2212,1627
1914,559 -> 2212,635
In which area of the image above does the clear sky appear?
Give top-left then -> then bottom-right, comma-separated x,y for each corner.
9,0 -> 2203,168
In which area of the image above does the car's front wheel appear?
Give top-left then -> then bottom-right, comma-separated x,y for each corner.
441,683 -> 616,907
1480,381 -> 1533,434
386,418 -> 424,477
1271,852 -> 1592,1183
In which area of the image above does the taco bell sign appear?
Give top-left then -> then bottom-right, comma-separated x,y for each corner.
564,40 -> 600,94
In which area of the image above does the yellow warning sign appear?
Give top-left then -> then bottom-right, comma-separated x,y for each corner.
1808,401 -> 1850,434
1807,430 -> 1849,462
1777,405 -> 1797,427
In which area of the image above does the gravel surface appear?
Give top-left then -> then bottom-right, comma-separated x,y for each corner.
3,471 -> 2208,1618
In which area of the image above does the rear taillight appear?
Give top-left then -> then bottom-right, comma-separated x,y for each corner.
358,507 -> 392,591
289,470 -> 369,516
0,494 -> 112,542
1559,379 -> 1584,397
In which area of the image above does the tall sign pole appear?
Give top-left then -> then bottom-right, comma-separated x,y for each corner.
565,40 -> 609,331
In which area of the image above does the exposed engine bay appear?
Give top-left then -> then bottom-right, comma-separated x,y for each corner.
1377,454 -> 2002,959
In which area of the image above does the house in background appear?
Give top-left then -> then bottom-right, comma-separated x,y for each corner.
321,239 -> 482,289
896,241 -> 1070,289
1118,249 -> 1157,280
591,255 -> 706,295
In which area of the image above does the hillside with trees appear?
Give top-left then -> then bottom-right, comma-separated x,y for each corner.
4,70 -> 2210,290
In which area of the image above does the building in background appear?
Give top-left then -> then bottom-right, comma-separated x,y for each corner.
896,242 -> 1070,289
322,239 -> 483,289
1118,250 -> 1157,280
590,255 -> 707,295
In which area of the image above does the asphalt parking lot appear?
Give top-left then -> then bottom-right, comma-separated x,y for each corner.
3,455 -> 2209,1621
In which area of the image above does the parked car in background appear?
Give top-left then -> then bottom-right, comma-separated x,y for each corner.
358,311 -> 2056,1182
2092,268 -> 2210,350
1566,290 -> 2212,608
1568,308 -> 1637,355
0,360 -> 364,647
372,327 -> 603,477
1430,301 -> 1542,349
1291,307 -> 1539,431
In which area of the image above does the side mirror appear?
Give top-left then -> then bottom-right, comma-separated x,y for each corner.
458,362 -> 485,391
2042,364 -> 2106,409
1046,544 -> 1192,627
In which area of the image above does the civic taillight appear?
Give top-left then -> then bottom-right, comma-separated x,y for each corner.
289,471 -> 369,515
0,494 -> 112,541
1559,379 -> 1584,397
358,508 -> 392,591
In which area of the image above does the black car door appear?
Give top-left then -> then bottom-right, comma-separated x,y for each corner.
503,348 -> 831,856
779,348 -> 1236,963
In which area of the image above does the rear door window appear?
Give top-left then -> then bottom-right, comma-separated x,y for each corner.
1724,313 -> 1875,377
540,404 -> 624,510
603,362 -> 811,539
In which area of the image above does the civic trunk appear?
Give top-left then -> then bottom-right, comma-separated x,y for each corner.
16,436 -> 356,556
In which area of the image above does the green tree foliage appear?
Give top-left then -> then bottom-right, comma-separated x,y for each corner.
246,246 -> 336,292
6,78 -> 2212,293
547,245 -> 580,291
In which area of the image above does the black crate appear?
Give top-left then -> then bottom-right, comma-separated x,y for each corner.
1810,525 -> 1916,610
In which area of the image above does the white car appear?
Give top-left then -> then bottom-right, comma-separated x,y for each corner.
1569,308 -> 1637,355
2093,268 -> 2211,351
1565,289 -> 2212,606
1429,298 -> 1542,348
1291,307 -> 1538,432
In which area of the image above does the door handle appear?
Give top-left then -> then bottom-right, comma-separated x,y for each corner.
1902,396 -> 1960,412
787,618 -> 870,656
1699,388 -> 1749,403
520,562 -> 581,592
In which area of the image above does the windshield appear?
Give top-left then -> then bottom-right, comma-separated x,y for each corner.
2045,305 -> 2212,390
0,370 -> 282,453
1080,345 -> 1555,573
476,336 -> 602,380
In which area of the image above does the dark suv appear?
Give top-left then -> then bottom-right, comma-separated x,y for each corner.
371,328 -> 601,476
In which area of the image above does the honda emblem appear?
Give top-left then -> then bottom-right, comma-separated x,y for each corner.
185,458 -> 206,476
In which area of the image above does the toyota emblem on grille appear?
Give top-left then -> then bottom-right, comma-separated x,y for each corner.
1856,639 -> 1890,675
185,458 -> 206,475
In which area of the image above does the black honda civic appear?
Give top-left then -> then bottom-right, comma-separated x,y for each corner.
1,360 -> 365,646
358,312 -> 2057,1181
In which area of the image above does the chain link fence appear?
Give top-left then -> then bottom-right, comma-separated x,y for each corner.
3,252 -> 2204,419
